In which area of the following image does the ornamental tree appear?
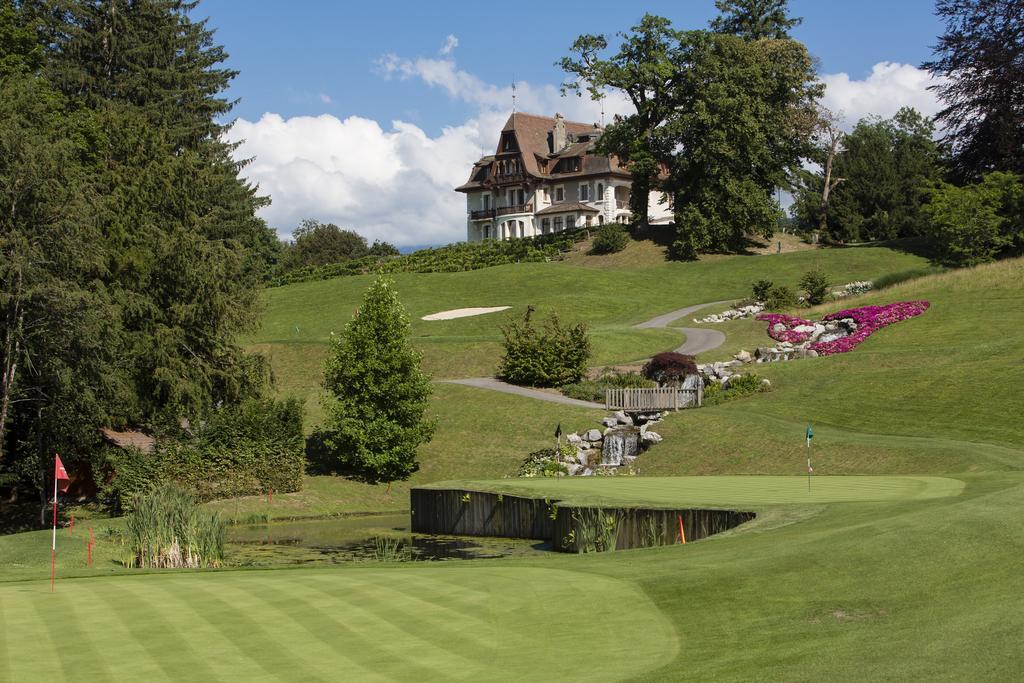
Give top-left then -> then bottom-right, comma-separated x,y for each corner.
315,276 -> 435,483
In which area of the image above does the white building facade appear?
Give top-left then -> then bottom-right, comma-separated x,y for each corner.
456,112 -> 672,242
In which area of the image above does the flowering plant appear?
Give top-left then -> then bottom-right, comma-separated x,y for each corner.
811,301 -> 930,355
756,301 -> 929,355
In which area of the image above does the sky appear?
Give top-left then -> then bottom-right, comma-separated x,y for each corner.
203,0 -> 948,246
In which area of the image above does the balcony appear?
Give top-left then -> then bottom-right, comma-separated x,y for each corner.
469,208 -> 496,220
496,203 -> 533,216
493,171 -> 528,184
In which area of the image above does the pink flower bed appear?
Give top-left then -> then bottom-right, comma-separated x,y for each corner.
756,301 -> 930,355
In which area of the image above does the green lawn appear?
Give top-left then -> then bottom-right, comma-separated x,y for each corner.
3,252 -> 1023,681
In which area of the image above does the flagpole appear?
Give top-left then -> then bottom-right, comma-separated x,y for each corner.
806,434 -> 812,493
51,462 -> 58,593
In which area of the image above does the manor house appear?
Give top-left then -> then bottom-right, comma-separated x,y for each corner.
455,112 -> 672,241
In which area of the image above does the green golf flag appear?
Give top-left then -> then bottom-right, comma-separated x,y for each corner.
806,424 -> 813,444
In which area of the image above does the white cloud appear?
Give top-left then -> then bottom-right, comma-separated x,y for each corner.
440,34 -> 458,56
821,62 -> 943,129
318,92 -> 332,104
229,54 -> 943,247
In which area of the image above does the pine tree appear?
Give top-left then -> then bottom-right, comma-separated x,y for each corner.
710,0 -> 802,40
316,276 -> 434,483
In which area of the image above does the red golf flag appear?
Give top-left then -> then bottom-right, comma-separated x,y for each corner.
54,455 -> 71,493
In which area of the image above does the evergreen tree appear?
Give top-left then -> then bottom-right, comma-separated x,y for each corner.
710,0 -> 802,40
315,276 -> 434,483
284,220 -> 370,271
923,0 -> 1024,180
792,108 -> 942,242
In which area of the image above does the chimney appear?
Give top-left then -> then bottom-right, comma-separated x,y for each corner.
553,113 -> 567,152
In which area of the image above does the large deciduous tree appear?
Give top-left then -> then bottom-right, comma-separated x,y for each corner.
315,276 -> 434,484
559,14 -> 680,227
664,31 -> 820,258
923,0 -> 1024,180
284,220 -> 370,271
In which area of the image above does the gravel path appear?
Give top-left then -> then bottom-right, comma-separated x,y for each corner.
439,300 -> 734,407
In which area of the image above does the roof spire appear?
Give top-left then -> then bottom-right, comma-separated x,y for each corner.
511,77 -> 517,116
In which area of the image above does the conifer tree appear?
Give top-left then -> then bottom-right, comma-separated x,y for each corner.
316,276 -> 434,484
710,0 -> 802,40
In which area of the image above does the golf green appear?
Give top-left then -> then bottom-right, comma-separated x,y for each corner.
0,566 -> 676,681
421,475 -> 966,507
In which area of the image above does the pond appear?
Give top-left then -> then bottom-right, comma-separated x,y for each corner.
225,513 -> 552,567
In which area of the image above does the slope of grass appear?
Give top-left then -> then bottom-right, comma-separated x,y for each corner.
252,244 -> 927,406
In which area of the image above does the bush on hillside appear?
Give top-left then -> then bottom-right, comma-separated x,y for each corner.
590,223 -> 629,254
561,370 -> 655,402
368,239 -> 400,257
751,279 -> 774,302
499,311 -> 590,387
923,172 -> 1023,266
284,219 -> 370,271
702,373 -> 770,406
763,284 -> 798,311
642,352 -> 698,387
799,268 -> 830,305
102,397 -> 305,513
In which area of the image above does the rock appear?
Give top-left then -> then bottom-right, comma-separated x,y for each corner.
582,468 -> 593,476
772,323 -> 786,333
565,463 -> 582,476
641,430 -> 663,444
577,451 -> 592,466
601,417 -> 618,428
793,324 -> 815,334
807,349 -> 819,358
761,378 -> 771,388
613,410 -> 633,426
585,429 -> 602,442
734,350 -> 752,363
755,347 -> 770,359
566,433 -> 582,445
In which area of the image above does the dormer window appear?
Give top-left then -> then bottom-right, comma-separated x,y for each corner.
501,132 -> 519,153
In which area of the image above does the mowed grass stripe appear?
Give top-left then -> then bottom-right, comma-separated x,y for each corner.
300,575 -> 486,676
113,579 -> 243,680
263,576 -> 461,680
431,475 -> 966,508
175,579 -> 332,681
204,577 -> 381,681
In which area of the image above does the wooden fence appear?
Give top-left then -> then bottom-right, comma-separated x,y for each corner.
604,386 -> 702,411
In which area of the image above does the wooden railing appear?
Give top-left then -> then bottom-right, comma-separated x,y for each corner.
605,386 -> 702,411
496,203 -> 533,216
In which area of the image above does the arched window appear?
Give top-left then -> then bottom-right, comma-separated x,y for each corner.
598,215 -> 605,226
597,183 -> 604,200
518,221 -> 524,237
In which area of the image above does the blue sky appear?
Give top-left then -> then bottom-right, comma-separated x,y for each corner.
206,0 -> 947,245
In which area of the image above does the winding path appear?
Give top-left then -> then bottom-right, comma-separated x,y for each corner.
439,300 -> 731,408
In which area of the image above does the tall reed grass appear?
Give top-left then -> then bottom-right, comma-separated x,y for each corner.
125,486 -> 225,568
571,508 -> 620,553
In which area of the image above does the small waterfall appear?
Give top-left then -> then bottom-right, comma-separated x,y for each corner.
601,427 -> 640,466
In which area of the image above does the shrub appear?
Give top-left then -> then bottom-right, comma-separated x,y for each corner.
923,172 -> 1023,266
642,352 -> 698,386
102,397 -> 306,513
315,275 -> 435,483
499,311 -> 590,387
751,279 -> 774,302
590,223 -> 629,254
561,370 -> 655,402
702,373 -> 770,406
798,268 -> 830,306
125,485 -> 225,568
518,448 -> 572,477
763,284 -> 798,311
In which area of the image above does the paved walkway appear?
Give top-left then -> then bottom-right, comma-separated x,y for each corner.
441,377 -> 605,409
440,300 -> 732,408
634,301 -> 730,356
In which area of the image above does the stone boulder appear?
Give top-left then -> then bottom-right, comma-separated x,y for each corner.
641,430 -> 663,445
585,429 -> 602,442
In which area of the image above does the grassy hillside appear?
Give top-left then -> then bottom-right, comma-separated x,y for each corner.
252,241 -> 928,415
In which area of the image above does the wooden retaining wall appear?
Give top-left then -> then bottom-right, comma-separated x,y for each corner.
410,487 -> 753,553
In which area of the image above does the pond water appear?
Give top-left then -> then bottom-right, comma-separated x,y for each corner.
226,513 -> 552,566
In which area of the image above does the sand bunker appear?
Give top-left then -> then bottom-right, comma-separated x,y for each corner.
422,306 -> 510,321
